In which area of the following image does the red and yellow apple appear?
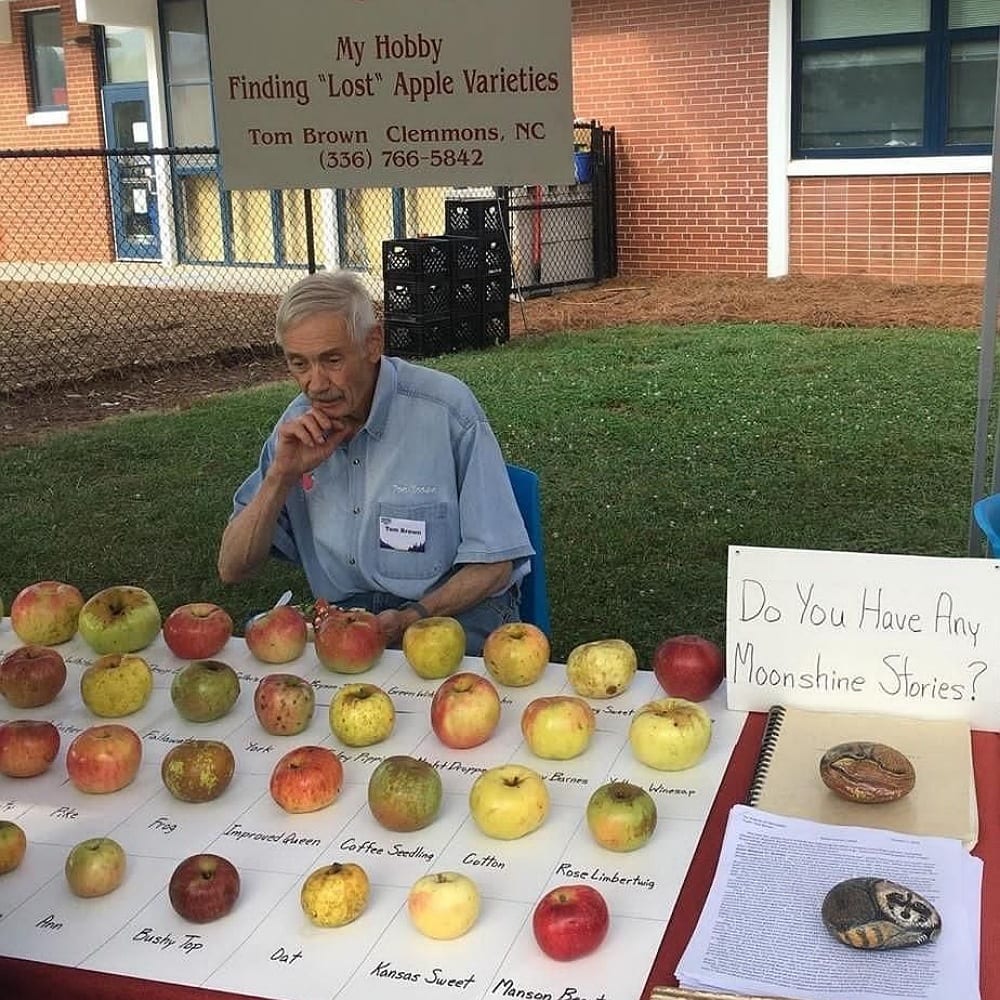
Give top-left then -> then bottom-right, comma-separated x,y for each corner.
0,719 -> 60,778
566,638 -> 637,699
10,581 -> 84,646
78,585 -> 161,655
367,755 -> 442,832
532,884 -> 610,961
521,695 -> 596,760
300,862 -> 369,927
430,671 -> 501,749
64,837 -> 126,898
586,781 -> 657,852
407,871 -> 481,939
66,723 -> 142,793
244,606 -> 308,664
269,745 -> 343,813
162,739 -> 236,803
483,622 -> 550,687
469,764 -> 549,840
0,820 -> 27,874
254,672 -> 316,736
314,607 -> 385,673
162,602 -> 234,660
402,616 -> 466,679
652,633 -> 725,702
329,682 -> 395,747
0,644 -> 67,708
628,697 -> 712,771
169,854 -> 240,922
80,653 -> 153,717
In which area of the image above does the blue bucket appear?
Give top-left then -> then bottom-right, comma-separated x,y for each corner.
573,151 -> 593,184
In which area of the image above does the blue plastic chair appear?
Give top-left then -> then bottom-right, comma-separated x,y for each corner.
506,464 -> 552,636
973,493 -> 1000,556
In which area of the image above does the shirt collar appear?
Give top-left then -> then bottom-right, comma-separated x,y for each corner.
361,357 -> 396,441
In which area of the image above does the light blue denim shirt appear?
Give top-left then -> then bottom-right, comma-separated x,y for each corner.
231,356 -> 534,603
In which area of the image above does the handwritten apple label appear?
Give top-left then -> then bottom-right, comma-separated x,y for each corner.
492,980 -> 609,1000
461,851 -> 505,870
36,913 -> 64,931
545,771 -> 589,786
143,729 -> 187,746
148,816 -> 177,834
370,960 -> 476,988
607,774 -> 697,798
222,822 -> 322,847
554,860 -> 655,891
133,928 -> 205,953
50,806 -> 80,820
270,945 -> 304,964
245,738 -> 275,754
338,835 -> 435,861
418,756 -> 488,777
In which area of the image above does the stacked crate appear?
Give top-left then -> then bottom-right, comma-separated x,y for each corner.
444,198 -> 512,349
381,237 -> 454,358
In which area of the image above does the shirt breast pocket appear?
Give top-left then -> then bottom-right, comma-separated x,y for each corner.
375,501 -> 454,581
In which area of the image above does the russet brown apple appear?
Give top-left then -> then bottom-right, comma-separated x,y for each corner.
169,854 -> 240,923
367,755 -> 442,832
66,723 -> 142,793
0,719 -> 60,778
10,581 -> 84,646
269,745 -> 343,813
161,739 -> 236,803
162,602 -> 234,660
0,644 -> 67,708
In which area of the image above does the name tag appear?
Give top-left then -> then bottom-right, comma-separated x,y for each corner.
379,516 -> 426,552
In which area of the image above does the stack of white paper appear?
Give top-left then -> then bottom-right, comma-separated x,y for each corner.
676,806 -> 982,1000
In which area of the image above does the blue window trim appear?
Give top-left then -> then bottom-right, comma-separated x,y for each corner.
26,9 -> 67,113
792,0 -> 999,158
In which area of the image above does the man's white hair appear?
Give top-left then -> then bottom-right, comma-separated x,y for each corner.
275,270 -> 376,345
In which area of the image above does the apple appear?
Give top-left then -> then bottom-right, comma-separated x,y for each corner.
532,884 -> 610,961
169,854 -> 240,923
586,781 -> 657,852
66,723 -> 142,793
0,719 -> 60,777
244,605 -> 308,664
270,745 -> 343,813
162,739 -> 236,803
78,585 -> 161,655
483,622 -> 551,687
0,644 -> 67,707
254,672 -> 316,736
10,581 -> 84,646
629,697 -> 712,771
469,764 -> 549,840
407,871 -> 481,940
430,671 -> 501,749
64,837 -> 126,898
171,659 -> 240,722
402,616 -> 466,679
521,696 -> 596,760
329,682 -> 395,747
300,862 -> 369,927
566,638 -> 637,699
367,755 -> 442,832
162,602 -> 234,660
0,821 -> 27,874
80,652 -> 153,717
652,633 -> 725,702
314,607 -> 386,673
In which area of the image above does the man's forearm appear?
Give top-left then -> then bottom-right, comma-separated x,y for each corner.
217,470 -> 297,583
418,561 -> 514,618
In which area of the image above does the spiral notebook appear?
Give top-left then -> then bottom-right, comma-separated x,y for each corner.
746,705 -> 978,849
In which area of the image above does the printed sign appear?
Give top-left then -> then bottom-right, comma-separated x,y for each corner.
725,546 -> 1000,729
205,0 -> 575,189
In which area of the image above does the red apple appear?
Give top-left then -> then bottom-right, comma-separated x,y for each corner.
244,606 -> 308,664
532,884 -> 610,961
0,720 -> 60,778
254,672 -> 316,736
169,854 -> 240,923
10,581 -> 84,646
430,671 -> 501,749
65,723 -> 142,793
0,644 -> 67,708
162,602 -> 234,660
314,607 -> 386,674
269,745 -> 343,813
651,634 -> 725,702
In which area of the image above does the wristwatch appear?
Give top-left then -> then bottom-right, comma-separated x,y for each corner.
401,601 -> 431,619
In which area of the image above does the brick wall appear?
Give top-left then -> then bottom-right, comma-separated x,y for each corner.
789,175 -> 990,285
0,0 -> 113,261
572,0 -> 771,277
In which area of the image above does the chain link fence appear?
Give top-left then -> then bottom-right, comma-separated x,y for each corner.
0,122 -> 615,393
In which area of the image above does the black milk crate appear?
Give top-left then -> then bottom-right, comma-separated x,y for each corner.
384,277 -> 450,319
444,198 -> 509,237
482,274 -> 512,309
483,308 -> 511,346
444,235 -> 483,277
451,277 -> 482,314
384,316 -> 453,358
451,314 -> 489,351
382,238 -> 451,279
481,237 -> 511,276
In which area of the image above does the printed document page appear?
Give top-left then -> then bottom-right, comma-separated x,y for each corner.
676,806 -> 981,1000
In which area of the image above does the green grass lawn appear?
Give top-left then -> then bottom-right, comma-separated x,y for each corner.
0,323 -> 981,665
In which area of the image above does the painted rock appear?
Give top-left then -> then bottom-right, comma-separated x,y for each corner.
818,741 -> 915,803
822,877 -> 941,950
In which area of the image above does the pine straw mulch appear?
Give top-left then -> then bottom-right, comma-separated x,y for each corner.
0,273 -> 985,450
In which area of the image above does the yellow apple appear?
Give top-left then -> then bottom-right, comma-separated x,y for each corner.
0,820 -> 27,875
407,871 -> 480,940
566,638 -> 637,698
329,683 -> 395,747
402,616 -> 466,679
80,653 -> 154,717
300,862 -> 369,927
520,695 -> 596,760
469,763 -> 549,840
483,622 -> 550,686
628,697 -> 712,771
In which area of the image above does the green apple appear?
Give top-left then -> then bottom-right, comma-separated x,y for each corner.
65,837 -> 126,897
80,653 -> 153,717
171,660 -> 240,722
402,616 -> 466,679
78,585 -> 161,655
368,755 -> 442,831
469,764 -> 549,840
586,781 -> 657,851
628,697 -> 712,770
0,821 -> 27,875
329,683 -> 395,747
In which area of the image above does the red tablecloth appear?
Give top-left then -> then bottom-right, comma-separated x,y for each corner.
1,715 -> 994,1000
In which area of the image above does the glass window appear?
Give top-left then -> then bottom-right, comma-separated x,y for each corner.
26,9 -> 67,111
104,26 -> 148,84
163,0 -> 215,145
794,0 -> 1000,157
170,83 -> 214,145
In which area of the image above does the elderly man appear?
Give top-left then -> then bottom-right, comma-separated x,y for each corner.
218,269 -> 533,654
